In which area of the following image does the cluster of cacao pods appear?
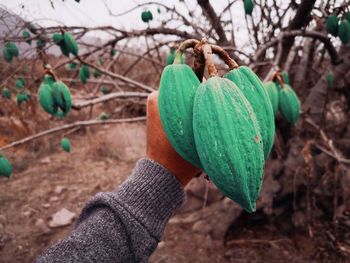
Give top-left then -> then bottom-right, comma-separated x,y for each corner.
158,39 -> 275,212
264,71 -> 301,125
2,77 -> 31,104
141,10 -> 153,23
326,12 -> 350,44
52,31 -> 79,57
2,42 -> 19,63
38,74 -> 72,118
0,154 -> 12,178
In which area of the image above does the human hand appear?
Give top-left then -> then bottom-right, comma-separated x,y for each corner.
146,91 -> 201,186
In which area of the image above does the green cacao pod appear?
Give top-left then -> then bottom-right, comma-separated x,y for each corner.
244,0 -> 254,16
43,74 -> 55,87
141,11 -> 149,22
158,64 -> 202,168
264,81 -> 279,115
193,77 -> 264,212
99,112 -> 109,120
61,138 -> 71,152
65,62 -> 78,71
36,39 -> 46,49
344,12 -> 350,23
6,42 -> 19,57
326,15 -> 339,36
2,88 -> 11,99
147,11 -> 153,21
224,66 -> 275,160
79,64 -> 90,84
281,71 -> 290,84
63,32 -> 79,56
0,155 -> 13,177
100,85 -> 110,94
16,91 -> 30,105
38,83 -> 57,115
93,69 -> 102,78
110,50 -> 117,57
52,33 -> 64,45
52,81 -> 72,116
278,84 -> 301,125
3,48 -> 12,63
59,43 -> 70,57
326,71 -> 334,87
22,31 -> 31,45
166,48 -> 176,65
15,78 -> 25,89
338,19 -> 350,44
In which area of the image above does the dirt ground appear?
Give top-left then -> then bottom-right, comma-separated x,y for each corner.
0,123 -> 348,263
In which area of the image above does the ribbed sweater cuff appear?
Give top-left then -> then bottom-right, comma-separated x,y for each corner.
115,158 -> 185,239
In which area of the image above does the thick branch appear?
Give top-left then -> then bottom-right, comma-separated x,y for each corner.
197,0 -> 229,45
252,30 -> 341,65
280,0 -> 316,63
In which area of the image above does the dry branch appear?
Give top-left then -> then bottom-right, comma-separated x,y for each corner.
72,92 -> 149,110
0,117 -> 146,151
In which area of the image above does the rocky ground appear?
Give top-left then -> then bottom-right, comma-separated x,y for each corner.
0,123 -> 347,263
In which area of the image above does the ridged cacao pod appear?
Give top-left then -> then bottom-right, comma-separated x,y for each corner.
193,77 -> 264,212
100,85 -> 110,94
281,71 -> 290,85
244,0 -> 254,15
22,31 -> 31,45
326,71 -> 334,87
16,92 -> 30,105
52,33 -> 64,45
52,81 -> 72,117
61,138 -> 71,152
3,48 -> 12,63
278,84 -> 301,125
79,64 -> 90,84
38,83 -> 57,115
264,81 -> 279,115
2,88 -> 11,99
158,64 -> 202,168
5,42 -> 19,57
338,19 -> 350,44
326,15 -> 339,36
63,32 -> 79,56
0,155 -> 13,178
224,66 -> 275,160
15,78 -> 25,89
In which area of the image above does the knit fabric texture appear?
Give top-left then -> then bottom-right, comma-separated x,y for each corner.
35,158 -> 185,263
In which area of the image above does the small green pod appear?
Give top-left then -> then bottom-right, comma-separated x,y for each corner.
61,138 -> 71,152
0,155 -> 13,177
278,84 -> 301,125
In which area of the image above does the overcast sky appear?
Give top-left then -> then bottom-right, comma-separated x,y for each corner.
0,0 -> 236,29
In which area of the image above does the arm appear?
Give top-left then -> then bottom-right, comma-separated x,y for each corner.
35,92 -> 200,263
35,159 -> 184,263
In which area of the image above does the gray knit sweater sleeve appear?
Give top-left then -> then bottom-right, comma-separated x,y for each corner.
35,158 -> 185,263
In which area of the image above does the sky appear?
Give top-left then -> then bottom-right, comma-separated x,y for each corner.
0,0 -> 237,29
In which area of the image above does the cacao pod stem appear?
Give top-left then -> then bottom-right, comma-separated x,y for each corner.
202,42 -> 218,77
211,44 -> 239,69
174,39 -> 200,64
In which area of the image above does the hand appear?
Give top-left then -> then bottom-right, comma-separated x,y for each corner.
146,91 -> 201,186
